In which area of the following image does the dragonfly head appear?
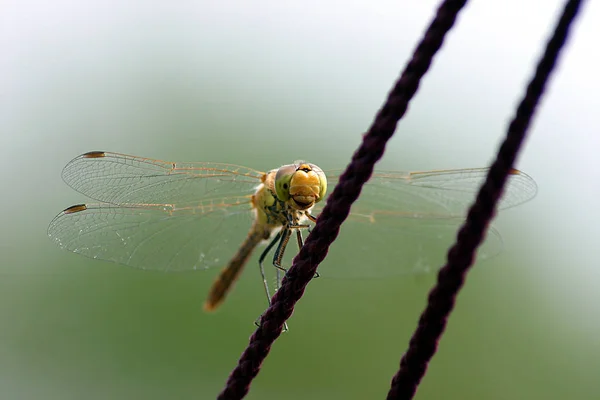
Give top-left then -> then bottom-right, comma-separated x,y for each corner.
275,162 -> 327,210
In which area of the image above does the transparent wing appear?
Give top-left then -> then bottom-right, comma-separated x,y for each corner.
49,151 -> 266,272
47,199 -> 255,272
319,167 -> 537,218
61,151 -> 264,207
51,157 -> 536,278
316,214 -> 504,279
304,167 -> 537,278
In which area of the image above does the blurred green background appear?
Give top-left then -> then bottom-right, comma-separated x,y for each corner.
2,1 -> 599,399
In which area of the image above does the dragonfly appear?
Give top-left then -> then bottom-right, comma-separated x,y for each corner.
48,151 -> 537,311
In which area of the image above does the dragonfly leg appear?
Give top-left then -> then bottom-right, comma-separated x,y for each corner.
288,223 -> 309,229
273,267 -> 289,333
295,228 -> 303,248
258,230 -> 282,306
254,314 -> 289,333
255,230 -> 288,332
294,227 -> 319,279
272,227 -> 292,274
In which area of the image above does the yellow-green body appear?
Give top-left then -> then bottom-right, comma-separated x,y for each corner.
204,162 -> 327,311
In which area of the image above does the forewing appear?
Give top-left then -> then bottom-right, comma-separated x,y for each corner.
61,151 -> 264,207
319,167 -> 537,218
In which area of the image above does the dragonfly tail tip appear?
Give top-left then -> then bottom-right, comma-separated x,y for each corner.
203,301 -> 218,313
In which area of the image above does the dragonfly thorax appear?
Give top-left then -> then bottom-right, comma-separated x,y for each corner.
254,171 -> 305,227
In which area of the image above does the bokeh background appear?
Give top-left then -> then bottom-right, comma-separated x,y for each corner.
2,1 -> 599,399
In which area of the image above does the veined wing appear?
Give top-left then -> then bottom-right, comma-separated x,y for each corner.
47,196 -> 255,272
315,214 -> 504,279
61,151 -> 265,207
320,167 -> 537,218
306,168 -> 537,279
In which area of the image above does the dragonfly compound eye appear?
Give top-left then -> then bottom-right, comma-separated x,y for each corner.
311,164 -> 327,204
275,164 -> 297,201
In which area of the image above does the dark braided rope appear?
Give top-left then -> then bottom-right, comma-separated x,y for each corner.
386,0 -> 584,399
217,1 -> 468,399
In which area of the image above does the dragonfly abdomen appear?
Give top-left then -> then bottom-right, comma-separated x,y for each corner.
204,224 -> 269,312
